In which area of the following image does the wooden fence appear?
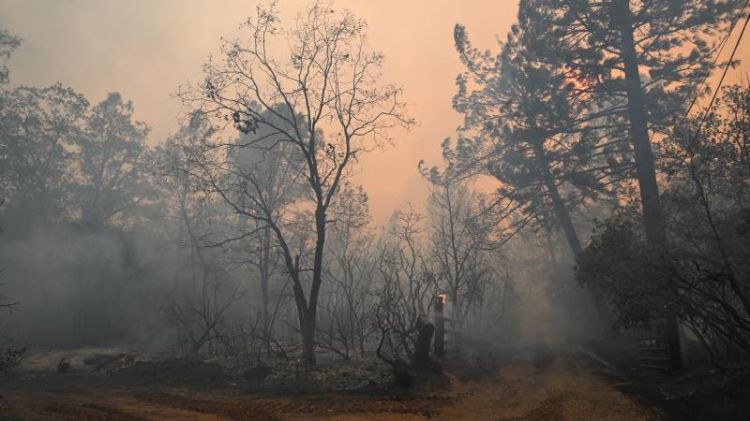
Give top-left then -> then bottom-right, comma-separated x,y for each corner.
632,319 -> 671,370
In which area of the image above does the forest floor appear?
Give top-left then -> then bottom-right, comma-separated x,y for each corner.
0,346 -> 747,420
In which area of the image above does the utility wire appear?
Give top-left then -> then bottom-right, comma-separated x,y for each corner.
692,2 -> 750,138
683,0 -> 749,118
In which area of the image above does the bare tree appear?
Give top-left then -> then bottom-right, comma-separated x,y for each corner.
317,183 -> 377,359
179,2 -> 412,366
168,257 -> 243,357
423,177 -> 501,321
156,115 -> 244,358
225,106 -> 305,355
374,209 -> 438,374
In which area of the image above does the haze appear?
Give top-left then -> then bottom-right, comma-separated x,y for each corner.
0,0 -> 520,224
1,1 -> 750,419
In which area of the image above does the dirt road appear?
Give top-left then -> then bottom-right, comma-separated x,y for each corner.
0,351 -> 662,420
433,351 -> 660,421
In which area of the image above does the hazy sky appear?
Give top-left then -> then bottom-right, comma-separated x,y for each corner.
1,1 -> 748,224
0,0 -> 518,224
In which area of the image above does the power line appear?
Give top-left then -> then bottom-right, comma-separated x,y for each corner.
683,0 -> 749,118
692,2 -> 750,138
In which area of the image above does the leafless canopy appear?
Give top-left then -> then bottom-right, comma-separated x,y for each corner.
179,1 -> 413,366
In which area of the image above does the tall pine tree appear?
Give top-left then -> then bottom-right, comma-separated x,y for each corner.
523,0 -> 740,369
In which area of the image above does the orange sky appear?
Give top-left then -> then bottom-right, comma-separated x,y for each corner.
1,1 -> 748,224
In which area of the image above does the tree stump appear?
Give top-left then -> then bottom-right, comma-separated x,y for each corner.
412,317 -> 435,368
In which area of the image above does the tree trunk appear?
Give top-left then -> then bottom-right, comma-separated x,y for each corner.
450,288 -> 459,321
532,141 -> 583,256
531,137 -> 615,335
613,0 -> 668,246
613,0 -> 682,370
259,226 -> 272,354
434,298 -> 445,359
412,318 -> 435,367
298,206 -> 328,367
287,254 -> 314,366
301,316 -> 316,367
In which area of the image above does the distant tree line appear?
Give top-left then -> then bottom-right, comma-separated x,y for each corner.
0,3 -> 518,375
2,0 -> 747,374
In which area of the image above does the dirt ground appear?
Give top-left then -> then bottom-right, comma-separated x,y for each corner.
0,348 -> 671,421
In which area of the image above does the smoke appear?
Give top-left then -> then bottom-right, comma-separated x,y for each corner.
504,231 -> 601,349
0,221 -> 176,349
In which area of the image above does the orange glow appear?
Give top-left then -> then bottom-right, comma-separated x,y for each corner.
2,1 -> 747,224
0,0 -> 518,225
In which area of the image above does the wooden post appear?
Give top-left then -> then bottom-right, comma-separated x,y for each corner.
435,293 -> 445,359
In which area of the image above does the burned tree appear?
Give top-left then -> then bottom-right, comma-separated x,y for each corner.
226,106 -> 305,355
156,115 -> 245,358
318,183 -> 377,359
180,2 -> 412,366
423,176 -> 501,322
374,209 -> 440,384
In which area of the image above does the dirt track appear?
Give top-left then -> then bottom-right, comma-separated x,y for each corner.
0,352 -> 661,420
